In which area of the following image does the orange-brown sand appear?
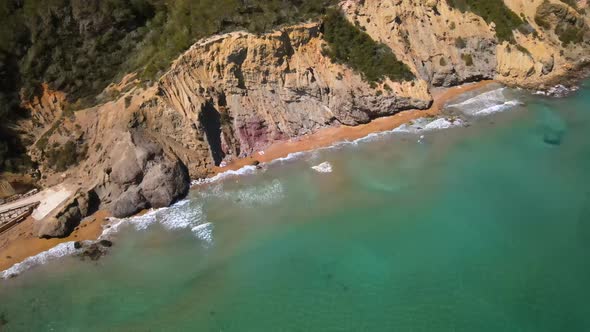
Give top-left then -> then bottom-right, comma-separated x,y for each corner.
215,80 -> 495,173
0,80 -> 494,272
0,210 -> 108,271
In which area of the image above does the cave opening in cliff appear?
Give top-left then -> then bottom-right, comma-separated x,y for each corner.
199,101 -> 225,166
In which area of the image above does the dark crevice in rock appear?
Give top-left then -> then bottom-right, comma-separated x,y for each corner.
87,189 -> 100,217
199,101 -> 225,166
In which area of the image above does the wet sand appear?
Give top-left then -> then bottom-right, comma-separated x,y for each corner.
0,80 -> 494,273
0,211 -> 108,271
215,80 -> 495,173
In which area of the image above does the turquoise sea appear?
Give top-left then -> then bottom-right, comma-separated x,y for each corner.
1,81 -> 589,331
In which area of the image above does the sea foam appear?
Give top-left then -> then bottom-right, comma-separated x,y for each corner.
199,179 -> 285,207
192,165 -> 258,186
101,199 -> 211,245
312,162 -> 333,173
393,117 -> 465,133
1,242 -> 79,279
446,87 -> 522,116
191,222 -> 214,245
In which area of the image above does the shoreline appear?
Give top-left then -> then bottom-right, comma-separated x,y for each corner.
0,211 -> 109,272
0,79 -> 495,276
213,80 -> 496,173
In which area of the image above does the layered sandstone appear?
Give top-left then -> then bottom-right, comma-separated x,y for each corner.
343,0 -> 589,88
14,0 -> 590,236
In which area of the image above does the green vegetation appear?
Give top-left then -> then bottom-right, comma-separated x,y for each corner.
0,0 -> 336,173
534,1 -> 587,46
559,0 -> 578,9
455,37 -> 467,49
132,0 -> 336,81
461,53 -> 474,66
514,44 -> 531,56
1,0 -> 335,107
535,15 -> 551,30
45,141 -> 87,172
556,25 -> 585,46
322,9 -> 414,83
447,0 -> 525,42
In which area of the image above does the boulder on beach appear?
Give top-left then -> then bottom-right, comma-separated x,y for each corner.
111,186 -> 148,218
35,189 -> 98,238
102,130 -> 190,219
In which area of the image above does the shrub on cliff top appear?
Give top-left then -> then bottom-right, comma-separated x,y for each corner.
447,0 -> 524,42
45,141 -> 87,172
0,0 -> 336,172
322,9 -> 414,83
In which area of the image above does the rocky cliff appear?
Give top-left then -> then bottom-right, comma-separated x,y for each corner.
13,0 -> 590,237
343,0 -> 589,88
151,23 -> 431,176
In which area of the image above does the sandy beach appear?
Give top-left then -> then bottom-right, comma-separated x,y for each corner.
0,80 -> 494,273
0,211 -> 108,271
215,80 -> 495,173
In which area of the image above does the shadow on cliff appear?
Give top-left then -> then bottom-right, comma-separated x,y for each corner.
199,101 -> 225,166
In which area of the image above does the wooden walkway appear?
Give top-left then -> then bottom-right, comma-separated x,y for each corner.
0,202 -> 40,234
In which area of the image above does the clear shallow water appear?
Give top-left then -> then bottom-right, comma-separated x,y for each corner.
1,81 -> 590,331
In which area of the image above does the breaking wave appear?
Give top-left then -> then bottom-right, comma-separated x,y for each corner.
446,87 -> 522,116
393,117 -> 466,133
2,242 -> 79,279
192,165 -> 258,186
198,179 -> 285,207
103,199 -> 212,246
311,162 -> 333,173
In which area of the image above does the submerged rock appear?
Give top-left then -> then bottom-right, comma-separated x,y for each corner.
0,312 -> 7,328
543,131 -> 563,146
99,240 -> 113,247
76,241 -> 111,261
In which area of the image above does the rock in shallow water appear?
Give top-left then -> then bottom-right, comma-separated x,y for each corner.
76,241 -> 112,261
99,240 -> 113,247
543,131 -> 563,146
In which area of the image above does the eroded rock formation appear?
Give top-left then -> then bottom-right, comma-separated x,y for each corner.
15,0 -> 590,232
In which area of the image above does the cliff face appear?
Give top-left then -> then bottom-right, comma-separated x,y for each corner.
343,0 -> 589,88
15,0 -> 590,231
21,21 -> 432,226
150,23 -> 430,176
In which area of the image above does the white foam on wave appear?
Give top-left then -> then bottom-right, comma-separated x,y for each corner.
311,162 -> 333,173
2,200 -> 212,278
191,222 -> 213,245
192,165 -> 258,186
1,242 -> 79,279
160,201 -> 205,231
393,117 -> 465,133
101,199 -> 212,245
446,87 -> 521,116
273,151 -> 306,163
473,100 -> 521,115
200,179 -> 285,207
424,118 -> 465,130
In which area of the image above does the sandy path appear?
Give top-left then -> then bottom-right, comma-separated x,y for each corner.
30,186 -> 73,220
0,185 -> 73,220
